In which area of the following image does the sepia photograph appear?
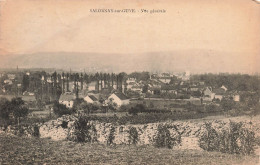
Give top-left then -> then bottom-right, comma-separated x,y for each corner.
0,0 -> 259,164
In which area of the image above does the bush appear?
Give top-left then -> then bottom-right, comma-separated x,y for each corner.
74,117 -> 91,143
128,104 -> 147,115
128,127 -> 139,145
107,126 -> 115,146
199,122 -> 219,151
220,98 -> 235,111
53,102 -> 73,117
0,97 -> 29,125
154,124 -> 181,149
61,121 -> 68,128
32,125 -> 40,137
119,104 -> 132,112
199,121 -> 256,155
205,104 -> 221,113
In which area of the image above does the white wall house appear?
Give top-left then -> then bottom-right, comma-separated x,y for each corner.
108,93 -> 130,107
158,78 -> 171,84
88,81 -> 97,91
59,94 -> 75,108
233,94 -> 240,102
203,87 -> 215,100
214,95 -> 223,101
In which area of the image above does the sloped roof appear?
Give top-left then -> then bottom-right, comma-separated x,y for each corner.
213,88 -> 226,95
59,94 -> 75,101
113,92 -> 129,100
88,95 -> 98,101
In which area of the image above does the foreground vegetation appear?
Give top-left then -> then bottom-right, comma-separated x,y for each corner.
0,134 -> 258,165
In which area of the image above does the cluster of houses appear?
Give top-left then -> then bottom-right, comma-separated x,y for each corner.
203,85 -> 240,102
58,71 -> 241,109
0,73 -> 23,95
1,70 -> 243,110
59,91 -> 130,108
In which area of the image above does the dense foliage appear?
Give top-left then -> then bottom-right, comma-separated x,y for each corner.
128,127 -> 139,145
191,74 -> 260,92
0,97 -> 29,125
53,101 -> 73,117
154,124 -> 181,149
199,121 -> 256,155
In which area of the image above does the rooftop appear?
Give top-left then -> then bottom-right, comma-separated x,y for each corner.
113,92 -> 129,100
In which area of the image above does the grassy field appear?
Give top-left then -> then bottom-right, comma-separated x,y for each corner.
131,99 -> 211,110
0,134 -> 259,165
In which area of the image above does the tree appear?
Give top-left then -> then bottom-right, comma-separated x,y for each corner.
220,97 -> 235,111
0,97 -> 11,120
66,73 -> 70,92
62,72 -> 65,93
80,73 -> 84,91
79,102 -> 99,115
107,98 -> 117,110
142,84 -> 148,93
72,98 -> 85,111
22,74 -> 30,92
53,101 -> 72,117
10,97 -> 29,125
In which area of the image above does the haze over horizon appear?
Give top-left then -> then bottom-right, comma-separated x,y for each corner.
0,0 -> 259,73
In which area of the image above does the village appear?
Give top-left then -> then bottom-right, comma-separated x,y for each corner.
0,69 -> 251,114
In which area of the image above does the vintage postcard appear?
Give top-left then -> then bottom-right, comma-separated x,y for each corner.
0,0 -> 259,164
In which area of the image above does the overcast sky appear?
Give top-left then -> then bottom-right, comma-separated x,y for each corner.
0,0 -> 259,73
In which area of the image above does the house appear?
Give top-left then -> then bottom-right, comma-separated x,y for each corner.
87,81 -> 97,91
147,86 -> 161,95
177,71 -> 190,81
126,78 -> 136,84
158,77 -> 171,84
7,74 -> 15,80
4,79 -> 13,85
147,86 -> 160,95
131,85 -> 143,93
203,87 -> 215,100
189,87 -> 200,92
231,92 -> 240,102
161,85 -> 177,94
59,94 -> 75,108
126,82 -> 136,90
213,88 -> 226,101
84,95 -> 99,104
107,92 -> 130,107
232,94 -> 240,102
23,91 -> 34,96
220,85 -> 228,92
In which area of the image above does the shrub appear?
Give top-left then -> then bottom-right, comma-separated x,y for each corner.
199,121 -> 256,155
53,102 -> 73,117
61,121 -> 68,128
128,104 -> 146,115
128,127 -> 139,145
199,122 -> 219,151
107,126 -> 115,146
32,125 -> 40,137
154,124 -> 181,149
205,104 -> 221,113
220,98 -> 235,111
17,125 -> 25,136
0,97 -> 29,125
74,116 -> 91,143
119,104 -> 132,112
